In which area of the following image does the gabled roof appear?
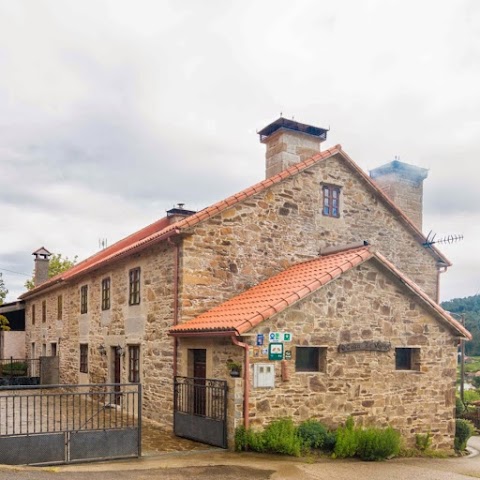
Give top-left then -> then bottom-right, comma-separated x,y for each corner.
20,145 -> 450,298
169,245 -> 470,340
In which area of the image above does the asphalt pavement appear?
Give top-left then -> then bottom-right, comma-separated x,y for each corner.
0,437 -> 479,480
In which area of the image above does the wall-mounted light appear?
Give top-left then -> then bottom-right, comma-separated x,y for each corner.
98,344 -> 107,356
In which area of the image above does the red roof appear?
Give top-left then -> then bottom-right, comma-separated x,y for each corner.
20,145 -> 450,298
169,245 -> 470,340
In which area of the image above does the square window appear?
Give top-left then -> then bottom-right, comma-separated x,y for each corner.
322,185 -> 341,218
101,277 -> 111,311
128,345 -> 140,383
129,268 -> 141,306
395,348 -> 420,371
80,285 -> 88,314
295,347 -> 327,372
80,344 -> 88,373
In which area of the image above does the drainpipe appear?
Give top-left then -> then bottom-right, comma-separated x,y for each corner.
436,264 -> 448,303
168,238 -> 180,377
231,335 -> 250,429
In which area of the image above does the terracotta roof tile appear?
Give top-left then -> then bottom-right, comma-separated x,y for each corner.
170,246 -> 373,335
21,143 -> 449,298
170,245 -> 469,340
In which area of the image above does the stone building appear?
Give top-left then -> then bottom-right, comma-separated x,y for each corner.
20,117 -> 470,451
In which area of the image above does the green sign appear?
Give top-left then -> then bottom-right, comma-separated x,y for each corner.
268,343 -> 284,361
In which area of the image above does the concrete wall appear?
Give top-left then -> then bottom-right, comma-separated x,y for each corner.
1,331 -> 26,358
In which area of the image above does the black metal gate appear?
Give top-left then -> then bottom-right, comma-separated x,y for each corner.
0,383 -> 141,465
174,376 -> 227,448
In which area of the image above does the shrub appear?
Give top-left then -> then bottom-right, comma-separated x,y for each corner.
333,417 -> 359,458
262,418 -> 302,456
464,389 -> 480,403
472,376 -> 480,389
356,427 -> 401,461
1,362 -> 28,376
456,397 -> 466,417
297,419 -> 330,450
235,418 -> 302,456
415,432 -> 432,452
454,419 -> 475,452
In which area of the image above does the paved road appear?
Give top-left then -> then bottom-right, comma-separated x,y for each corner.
1,437 -> 479,480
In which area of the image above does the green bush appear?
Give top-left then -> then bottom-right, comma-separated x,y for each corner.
1,362 -> 28,376
472,377 -> 480,389
415,432 -> 432,452
334,417 -> 401,461
262,418 -> 302,456
454,419 -> 475,452
464,389 -> 480,403
356,427 -> 401,461
297,419 -> 333,450
334,417 -> 360,458
456,397 -> 466,417
234,418 -> 302,456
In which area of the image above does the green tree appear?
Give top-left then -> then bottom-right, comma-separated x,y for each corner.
0,314 -> 10,331
24,253 -> 78,290
0,272 -> 7,305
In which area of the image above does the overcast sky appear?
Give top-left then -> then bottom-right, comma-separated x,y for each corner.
1,0 -> 479,303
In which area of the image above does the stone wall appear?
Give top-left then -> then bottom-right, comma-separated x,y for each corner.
0,331 -> 25,358
180,153 -> 440,326
230,260 -> 457,451
25,241 -> 177,426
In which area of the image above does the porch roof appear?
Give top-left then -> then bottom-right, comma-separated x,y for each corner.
169,245 -> 471,340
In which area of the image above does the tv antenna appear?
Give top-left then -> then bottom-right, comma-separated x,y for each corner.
98,238 -> 108,250
423,231 -> 464,247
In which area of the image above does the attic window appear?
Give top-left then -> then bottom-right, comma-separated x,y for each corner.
322,185 -> 340,218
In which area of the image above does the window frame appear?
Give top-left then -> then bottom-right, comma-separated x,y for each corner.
322,184 -> 341,218
101,277 -> 111,311
295,346 -> 327,373
80,285 -> 88,314
129,267 -> 141,306
57,295 -> 63,320
79,344 -> 88,373
42,300 -> 46,323
395,347 -> 420,371
128,345 -> 140,383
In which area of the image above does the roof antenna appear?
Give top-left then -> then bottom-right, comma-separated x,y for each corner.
423,231 -> 464,247
99,238 -> 108,250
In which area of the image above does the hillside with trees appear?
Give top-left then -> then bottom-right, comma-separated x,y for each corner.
441,294 -> 480,356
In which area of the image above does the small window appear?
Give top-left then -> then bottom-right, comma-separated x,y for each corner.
128,345 -> 140,383
80,285 -> 88,314
395,348 -> 420,371
42,300 -> 46,323
295,346 -> 327,372
57,295 -> 63,320
129,268 -> 141,306
31,304 -> 36,325
322,185 -> 341,218
80,344 -> 88,373
51,342 -> 57,356
101,277 -> 111,311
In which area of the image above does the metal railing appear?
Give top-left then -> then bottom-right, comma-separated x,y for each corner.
0,358 -> 40,379
0,383 -> 141,437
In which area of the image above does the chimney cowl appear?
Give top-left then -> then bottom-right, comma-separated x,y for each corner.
258,117 -> 328,179
32,247 -> 52,287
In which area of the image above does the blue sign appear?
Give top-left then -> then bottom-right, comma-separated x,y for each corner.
256,334 -> 264,346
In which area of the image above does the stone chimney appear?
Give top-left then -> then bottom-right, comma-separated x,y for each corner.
258,117 -> 328,178
369,159 -> 428,231
32,247 -> 52,287
166,203 -> 196,225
